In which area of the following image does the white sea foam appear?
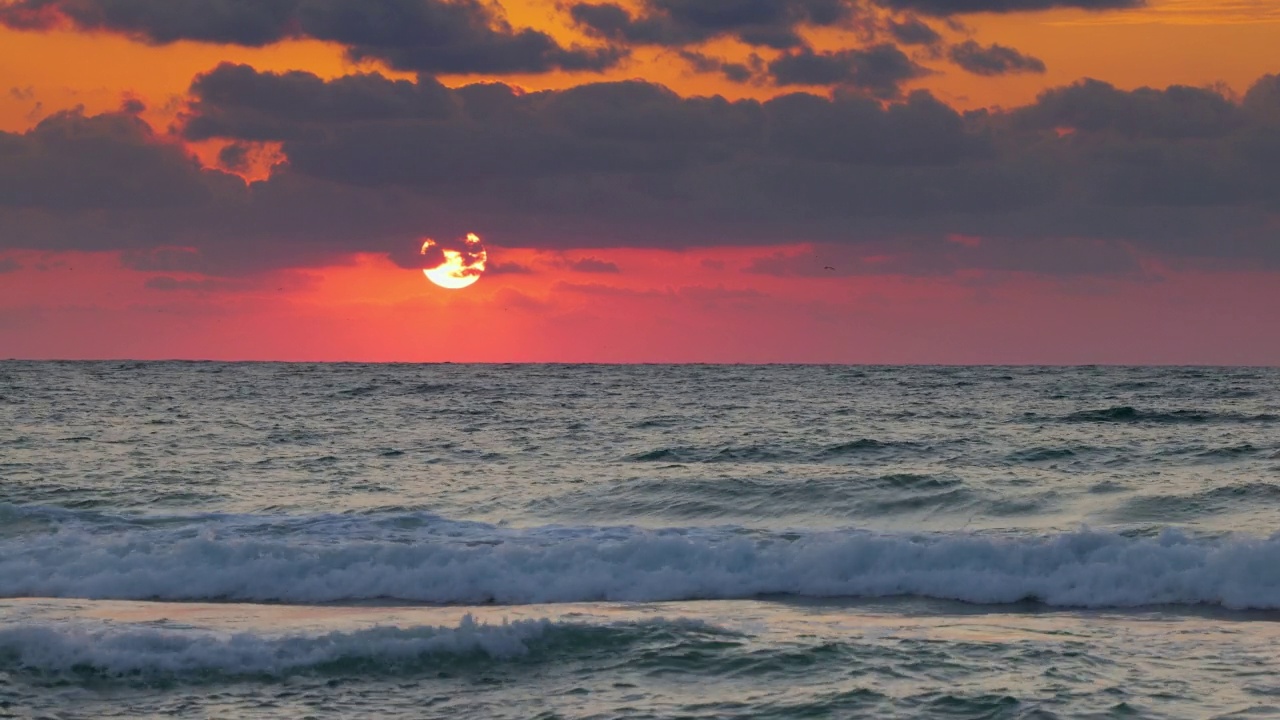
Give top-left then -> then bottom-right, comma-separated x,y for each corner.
5,523 -> 1280,609
0,616 -> 556,676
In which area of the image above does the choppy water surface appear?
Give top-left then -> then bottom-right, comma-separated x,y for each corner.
2,363 -> 1279,718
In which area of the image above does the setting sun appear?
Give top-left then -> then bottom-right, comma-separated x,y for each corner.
421,233 -> 487,290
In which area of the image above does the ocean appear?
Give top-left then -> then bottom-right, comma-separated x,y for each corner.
2,362 -> 1279,719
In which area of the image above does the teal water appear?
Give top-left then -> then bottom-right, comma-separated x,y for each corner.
2,363 -> 1279,718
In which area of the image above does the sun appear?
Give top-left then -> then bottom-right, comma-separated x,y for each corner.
421,233 -> 487,289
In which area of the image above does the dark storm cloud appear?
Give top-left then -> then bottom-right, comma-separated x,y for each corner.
3,67 -> 1280,278
872,0 -> 1144,15
949,41 -> 1045,76
0,0 -> 622,74
768,44 -> 928,98
570,0 -> 854,50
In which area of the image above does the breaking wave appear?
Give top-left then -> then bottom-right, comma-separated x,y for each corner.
5,511 -> 1280,610
0,616 -> 723,681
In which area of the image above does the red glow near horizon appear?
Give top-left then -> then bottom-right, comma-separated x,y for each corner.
1,247 -> 1278,365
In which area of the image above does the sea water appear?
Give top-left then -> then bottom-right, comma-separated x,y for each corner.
2,362 -> 1279,718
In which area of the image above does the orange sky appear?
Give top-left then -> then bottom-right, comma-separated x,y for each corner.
3,0 -> 1278,133
1,0 -> 1278,363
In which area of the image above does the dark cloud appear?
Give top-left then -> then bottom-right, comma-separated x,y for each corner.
872,0 -> 1144,15
949,40 -> 1045,76
678,51 -> 757,83
568,258 -> 621,273
184,63 -> 457,142
886,15 -> 941,45
486,260 -> 534,275
0,109 -> 226,213
297,0 -> 624,74
766,90 -> 967,164
569,0 -> 1140,55
0,0 -> 622,74
3,67 -> 1279,279
570,0 -> 854,50
0,0 -> 298,44
217,142 -> 251,171
768,44 -> 928,98
386,232 -> 486,270
745,238 -> 1144,277
0,257 -> 20,273
1015,78 -> 1241,138
1245,74 -> 1280,120
122,247 -> 208,273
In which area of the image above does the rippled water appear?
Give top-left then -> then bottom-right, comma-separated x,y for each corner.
2,362 -> 1279,718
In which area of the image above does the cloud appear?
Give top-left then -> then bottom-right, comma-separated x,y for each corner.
745,238 -> 1144,277
2,67 -> 1279,279
555,281 -> 661,298
872,0 -> 1144,15
0,109 -> 228,213
0,0 -> 623,74
677,50 -> 757,83
1245,74 -> 1280,120
567,257 -> 621,273
217,142 -> 251,171
768,44 -> 929,98
0,257 -> 20,273
568,0 -> 1142,58
886,15 -> 941,45
1015,78 -> 1242,138
300,0 -> 625,74
145,276 -> 250,292
949,40 -> 1045,76
570,0 -> 856,50
486,259 -> 535,275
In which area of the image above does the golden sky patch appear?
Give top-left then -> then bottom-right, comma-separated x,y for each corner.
1,1 -> 1276,132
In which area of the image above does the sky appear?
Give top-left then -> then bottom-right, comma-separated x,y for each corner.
0,0 -> 1277,364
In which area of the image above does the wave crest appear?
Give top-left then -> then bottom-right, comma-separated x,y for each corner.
0,616 -> 721,680
6,521 -> 1280,610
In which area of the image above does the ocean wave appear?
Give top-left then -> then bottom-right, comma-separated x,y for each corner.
528,473 -> 972,520
1106,482 -> 1280,522
5,520 -> 1280,610
626,439 -> 933,464
1056,406 -> 1277,424
0,616 -> 720,680
1006,447 -> 1080,462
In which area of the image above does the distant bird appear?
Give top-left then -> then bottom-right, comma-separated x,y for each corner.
823,266 -> 836,271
